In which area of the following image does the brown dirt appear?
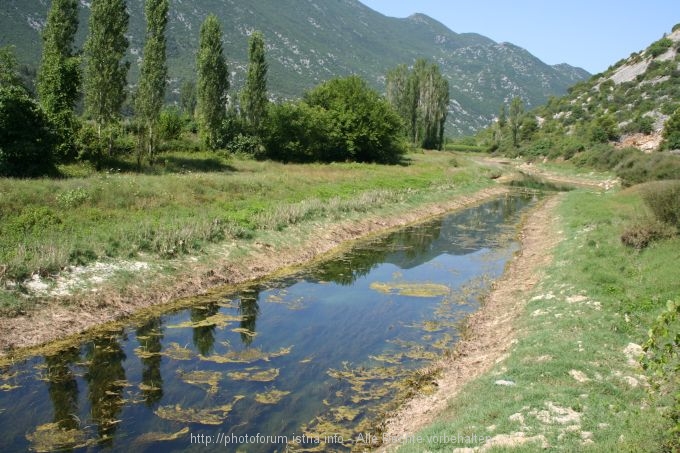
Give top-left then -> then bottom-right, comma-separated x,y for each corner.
0,186 -> 511,359
379,193 -> 564,448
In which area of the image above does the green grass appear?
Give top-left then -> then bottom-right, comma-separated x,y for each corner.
399,188 -> 679,452
0,150 -> 497,311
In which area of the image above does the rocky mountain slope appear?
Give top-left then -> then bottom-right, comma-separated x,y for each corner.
534,27 -> 680,151
0,0 -> 589,135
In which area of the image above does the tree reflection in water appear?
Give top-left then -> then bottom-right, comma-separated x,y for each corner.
190,303 -> 220,356
135,318 -> 164,405
84,332 -> 127,445
44,346 -> 80,430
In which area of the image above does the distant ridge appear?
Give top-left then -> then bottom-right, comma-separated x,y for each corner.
0,0 -> 589,135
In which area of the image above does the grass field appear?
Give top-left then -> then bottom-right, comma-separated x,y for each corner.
0,151 -> 496,314
399,187 -> 679,451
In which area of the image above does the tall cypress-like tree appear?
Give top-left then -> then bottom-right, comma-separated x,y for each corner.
196,14 -> 229,150
240,31 -> 268,133
83,0 -> 129,155
386,59 -> 449,150
37,0 -> 80,161
135,0 -> 169,165
508,96 -> 524,147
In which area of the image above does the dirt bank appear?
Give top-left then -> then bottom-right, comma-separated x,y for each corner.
0,186 -> 511,358
380,193 -> 563,448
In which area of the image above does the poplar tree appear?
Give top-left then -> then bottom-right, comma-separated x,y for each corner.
83,0 -> 130,156
386,59 -> 449,150
135,0 -> 169,165
196,14 -> 229,150
240,31 -> 268,133
37,0 -> 80,160
179,79 -> 197,116
508,96 -> 524,147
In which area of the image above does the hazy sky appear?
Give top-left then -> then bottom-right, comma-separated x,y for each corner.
359,0 -> 679,74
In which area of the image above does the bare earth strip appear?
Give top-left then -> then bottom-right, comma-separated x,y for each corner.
0,186 -> 510,358
380,193 -> 563,448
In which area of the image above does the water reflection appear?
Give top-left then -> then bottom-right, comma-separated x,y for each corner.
135,318 -> 164,405
45,347 -> 80,430
190,303 -> 220,356
237,289 -> 261,346
84,333 -> 127,444
0,193 -> 537,452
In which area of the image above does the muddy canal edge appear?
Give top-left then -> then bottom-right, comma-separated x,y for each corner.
0,186 -> 512,359
379,193 -> 564,447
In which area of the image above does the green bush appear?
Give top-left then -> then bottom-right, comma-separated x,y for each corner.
616,153 -> 680,186
262,101 -> 329,162
620,218 -> 675,249
642,299 -> 680,447
642,180 -> 680,228
0,85 -> 58,177
226,133 -> 264,157
303,76 -> 406,163
662,108 -> 680,150
648,37 -> 673,58
261,77 -> 406,164
158,107 -> 183,141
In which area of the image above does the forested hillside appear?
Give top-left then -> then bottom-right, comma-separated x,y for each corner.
0,0 -> 589,135
478,26 -> 680,185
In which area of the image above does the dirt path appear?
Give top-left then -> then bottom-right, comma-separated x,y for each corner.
0,186 -> 511,359
379,193 -> 564,448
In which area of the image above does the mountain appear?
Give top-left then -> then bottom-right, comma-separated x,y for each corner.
479,25 -> 680,185
0,0 -> 589,135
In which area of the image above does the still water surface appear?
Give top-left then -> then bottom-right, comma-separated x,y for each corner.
0,193 -> 536,452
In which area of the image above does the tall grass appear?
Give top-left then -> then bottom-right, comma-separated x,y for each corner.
0,151 -> 488,282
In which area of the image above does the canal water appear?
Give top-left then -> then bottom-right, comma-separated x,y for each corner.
0,193 -> 536,452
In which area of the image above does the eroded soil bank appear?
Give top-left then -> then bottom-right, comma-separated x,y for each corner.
0,186 -> 511,358
380,193 -> 563,448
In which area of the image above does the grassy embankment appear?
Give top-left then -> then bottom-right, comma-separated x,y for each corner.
0,151 -> 498,315
400,185 -> 679,451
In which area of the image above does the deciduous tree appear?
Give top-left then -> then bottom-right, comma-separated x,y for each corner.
37,0 -> 80,161
196,14 -> 229,150
83,0 -> 130,159
135,0 -> 169,165
240,31 -> 268,133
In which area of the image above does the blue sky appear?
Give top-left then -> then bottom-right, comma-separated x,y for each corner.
360,0 -> 679,74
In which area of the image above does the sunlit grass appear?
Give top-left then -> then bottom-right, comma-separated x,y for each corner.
399,189 -> 678,451
0,150 -> 492,286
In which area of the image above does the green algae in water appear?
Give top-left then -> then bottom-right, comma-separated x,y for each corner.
154,396 -> 244,425
227,367 -> 280,382
177,370 -> 222,394
254,388 -> 291,404
133,427 -> 189,445
26,423 -> 96,452
369,281 -> 451,297
166,312 -> 245,329
199,345 -> 292,364
161,342 -> 195,361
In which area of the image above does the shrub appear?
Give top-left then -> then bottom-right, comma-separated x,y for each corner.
648,37 -> 673,58
642,180 -> 680,228
158,107 -> 183,141
262,101 -> 329,162
662,108 -> 680,150
0,85 -> 58,177
226,133 -> 264,157
620,218 -> 675,249
303,76 -> 406,163
616,153 -> 680,186
642,299 -> 680,447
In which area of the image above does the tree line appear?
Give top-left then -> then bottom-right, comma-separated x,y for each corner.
0,0 -> 451,177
